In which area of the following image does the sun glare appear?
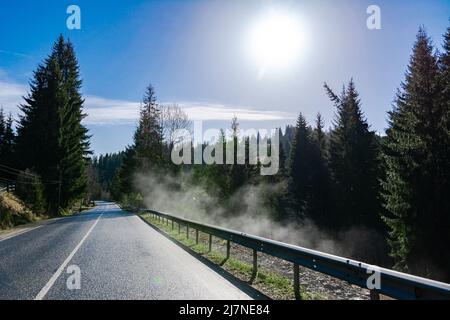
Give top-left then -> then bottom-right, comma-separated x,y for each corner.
247,10 -> 306,74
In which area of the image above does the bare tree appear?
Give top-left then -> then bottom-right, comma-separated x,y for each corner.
160,104 -> 192,149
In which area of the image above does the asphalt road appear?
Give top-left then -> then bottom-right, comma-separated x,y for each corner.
0,202 -> 252,300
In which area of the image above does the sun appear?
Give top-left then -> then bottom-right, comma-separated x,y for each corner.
247,10 -> 306,74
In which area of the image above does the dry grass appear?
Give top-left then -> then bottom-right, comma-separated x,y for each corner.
0,191 -> 36,229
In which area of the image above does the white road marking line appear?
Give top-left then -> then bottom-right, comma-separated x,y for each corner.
34,211 -> 104,300
0,225 -> 43,242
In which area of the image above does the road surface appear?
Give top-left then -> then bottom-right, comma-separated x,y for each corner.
0,202 -> 252,300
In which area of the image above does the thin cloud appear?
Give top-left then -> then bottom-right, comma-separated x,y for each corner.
84,96 -> 140,125
0,76 -> 294,125
176,101 -> 295,121
0,49 -> 32,59
84,97 -> 294,125
0,80 -> 27,115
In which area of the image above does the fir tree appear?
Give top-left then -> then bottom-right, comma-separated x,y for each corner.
0,110 -> 15,169
382,28 -> 450,280
134,85 -> 164,172
309,113 -> 332,227
325,80 -> 382,230
16,35 -> 90,215
115,146 -> 137,200
0,108 -> 5,143
288,113 -> 316,218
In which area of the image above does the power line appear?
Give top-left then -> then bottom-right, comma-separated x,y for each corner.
0,176 -> 59,186
0,164 -> 60,184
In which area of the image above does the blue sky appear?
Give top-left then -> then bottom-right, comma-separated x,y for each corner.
0,0 -> 449,155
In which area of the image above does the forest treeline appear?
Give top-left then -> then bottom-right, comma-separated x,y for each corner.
0,26 -> 449,282
90,27 -> 450,282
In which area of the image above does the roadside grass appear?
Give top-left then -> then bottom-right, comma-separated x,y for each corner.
0,191 -> 37,229
0,193 -> 95,231
60,200 -> 96,216
141,213 -> 324,300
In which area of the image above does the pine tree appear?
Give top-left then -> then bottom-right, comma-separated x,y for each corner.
0,108 -> 5,144
2,114 -> 16,168
16,35 -> 90,215
277,127 -> 287,175
0,110 -> 15,169
314,113 -> 326,155
309,113 -> 332,227
115,146 -> 137,199
382,28 -> 450,280
325,80 -> 382,230
288,113 -> 316,218
0,108 -> 9,186
134,85 -> 164,172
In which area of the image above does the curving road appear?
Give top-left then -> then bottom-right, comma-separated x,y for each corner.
0,202 -> 252,300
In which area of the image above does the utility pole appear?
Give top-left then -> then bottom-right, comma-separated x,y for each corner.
58,173 -> 62,214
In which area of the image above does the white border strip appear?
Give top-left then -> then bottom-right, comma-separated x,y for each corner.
0,225 -> 43,242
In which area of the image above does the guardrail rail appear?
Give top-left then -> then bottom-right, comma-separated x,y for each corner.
138,208 -> 450,300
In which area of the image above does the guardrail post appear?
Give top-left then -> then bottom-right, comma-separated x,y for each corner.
208,234 -> 212,252
166,218 -> 169,226
171,220 -> 174,230
250,249 -> 258,284
226,240 -> 231,259
370,290 -> 380,300
195,229 -> 199,245
178,223 -> 181,234
294,263 -> 301,300
187,225 -> 189,239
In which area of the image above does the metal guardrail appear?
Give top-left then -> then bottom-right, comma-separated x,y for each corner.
138,208 -> 450,300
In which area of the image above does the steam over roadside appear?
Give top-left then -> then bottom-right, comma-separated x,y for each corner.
135,172 -> 386,263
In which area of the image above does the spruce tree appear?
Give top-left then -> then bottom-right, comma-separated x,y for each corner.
325,80 -> 382,230
288,113 -> 315,218
115,146 -> 137,199
134,85 -> 164,172
2,114 -> 15,167
0,108 -> 5,144
0,110 -> 15,169
228,117 -> 247,195
309,113 -> 332,227
16,35 -> 90,215
382,28 -> 450,280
